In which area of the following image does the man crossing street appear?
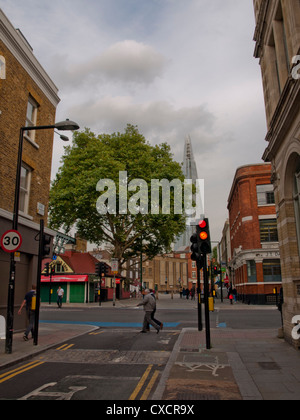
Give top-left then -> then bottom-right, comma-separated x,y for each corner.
137,289 -> 160,334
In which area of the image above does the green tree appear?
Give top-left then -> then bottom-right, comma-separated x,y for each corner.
49,125 -> 186,269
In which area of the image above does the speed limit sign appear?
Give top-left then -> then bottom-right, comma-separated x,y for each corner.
1,230 -> 23,253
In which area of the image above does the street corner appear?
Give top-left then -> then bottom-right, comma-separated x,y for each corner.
162,349 -> 242,401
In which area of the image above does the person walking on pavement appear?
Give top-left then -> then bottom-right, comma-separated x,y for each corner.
146,290 -> 163,332
18,285 -> 37,341
57,286 -> 64,308
137,289 -> 160,334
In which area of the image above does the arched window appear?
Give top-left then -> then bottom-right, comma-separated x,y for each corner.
0,56 -> 6,79
293,162 -> 300,255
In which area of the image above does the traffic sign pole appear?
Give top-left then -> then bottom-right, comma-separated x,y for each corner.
6,256 -> 16,354
1,230 -> 22,354
196,260 -> 203,332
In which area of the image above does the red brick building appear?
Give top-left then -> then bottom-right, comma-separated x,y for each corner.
227,163 -> 282,304
0,9 -> 59,329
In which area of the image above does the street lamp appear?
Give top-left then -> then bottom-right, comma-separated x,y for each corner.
5,119 -> 80,354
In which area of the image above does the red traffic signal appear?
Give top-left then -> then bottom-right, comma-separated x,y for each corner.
199,220 -> 207,229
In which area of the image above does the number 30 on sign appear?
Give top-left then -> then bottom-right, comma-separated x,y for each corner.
1,230 -> 23,253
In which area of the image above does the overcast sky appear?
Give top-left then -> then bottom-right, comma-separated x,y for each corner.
1,0 -> 268,243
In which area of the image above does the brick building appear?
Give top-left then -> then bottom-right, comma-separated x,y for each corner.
253,0 -> 300,346
227,163 -> 281,304
0,9 -> 60,330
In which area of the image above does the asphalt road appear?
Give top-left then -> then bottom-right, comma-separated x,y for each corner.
0,301 -> 282,401
38,301 -> 282,330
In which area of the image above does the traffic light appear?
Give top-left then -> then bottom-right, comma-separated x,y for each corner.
95,262 -> 108,277
42,234 -> 51,257
95,262 -> 101,277
197,218 -> 211,254
45,262 -> 50,276
101,264 -> 108,276
213,266 -> 218,276
190,233 -> 200,261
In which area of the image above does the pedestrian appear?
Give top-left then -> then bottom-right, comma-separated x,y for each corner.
137,289 -> 160,334
146,290 -> 163,332
233,288 -> 237,303
186,288 -> 190,300
18,284 -> 37,341
229,293 -> 234,305
57,286 -> 64,308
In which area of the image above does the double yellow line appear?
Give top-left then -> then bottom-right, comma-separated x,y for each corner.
0,359 -> 45,384
56,343 -> 74,351
129,365 -> 160,401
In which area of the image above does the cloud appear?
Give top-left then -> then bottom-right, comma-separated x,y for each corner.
98,40 -> 167,83
1,0 -> 268,243
50,40 -> 167,89
67,96 -> 219,156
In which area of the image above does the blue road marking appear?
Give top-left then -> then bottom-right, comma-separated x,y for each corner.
40,320 -> 180,328
217,322 -> 227,328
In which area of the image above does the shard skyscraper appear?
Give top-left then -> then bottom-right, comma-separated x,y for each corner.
174,135 -> 200,251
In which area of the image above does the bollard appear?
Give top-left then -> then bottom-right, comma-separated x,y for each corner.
209,297 -> 214,312
0,316 -> 5,340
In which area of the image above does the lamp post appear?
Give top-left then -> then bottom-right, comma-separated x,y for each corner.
5,119 -> 80,354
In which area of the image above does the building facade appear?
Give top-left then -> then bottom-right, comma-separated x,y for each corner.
253,0 -> 300,346
0,9 -> 60,330
142,253 -> 188,293
227,164 -> 281,304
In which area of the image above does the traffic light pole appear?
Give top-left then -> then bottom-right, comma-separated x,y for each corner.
196,259 -> 203,332
33,219 -> 43,346
202,253 -> 211,350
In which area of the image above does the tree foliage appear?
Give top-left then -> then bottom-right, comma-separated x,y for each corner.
49,125 -> 186,269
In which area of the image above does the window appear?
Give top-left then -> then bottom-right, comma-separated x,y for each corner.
25,96 -> 38,140
293,168 -> 300,255
259,219 -> 279,242
247,260 -> 257,283
55,263 -> 65,273
263,259 -> 282,283
19,164 -> 32,214
256,184 -> 275,205
0,56 -> 6,79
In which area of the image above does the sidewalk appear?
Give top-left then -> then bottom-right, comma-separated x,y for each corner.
155,327 -> 300,401
0,296 -> 299,400
0,323 -> 98,370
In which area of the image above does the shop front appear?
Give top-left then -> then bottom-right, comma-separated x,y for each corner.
41,274 -> 89,304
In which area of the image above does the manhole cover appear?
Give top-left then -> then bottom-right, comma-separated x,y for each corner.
176,393 -> 221,400
258,362 -> 280,370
